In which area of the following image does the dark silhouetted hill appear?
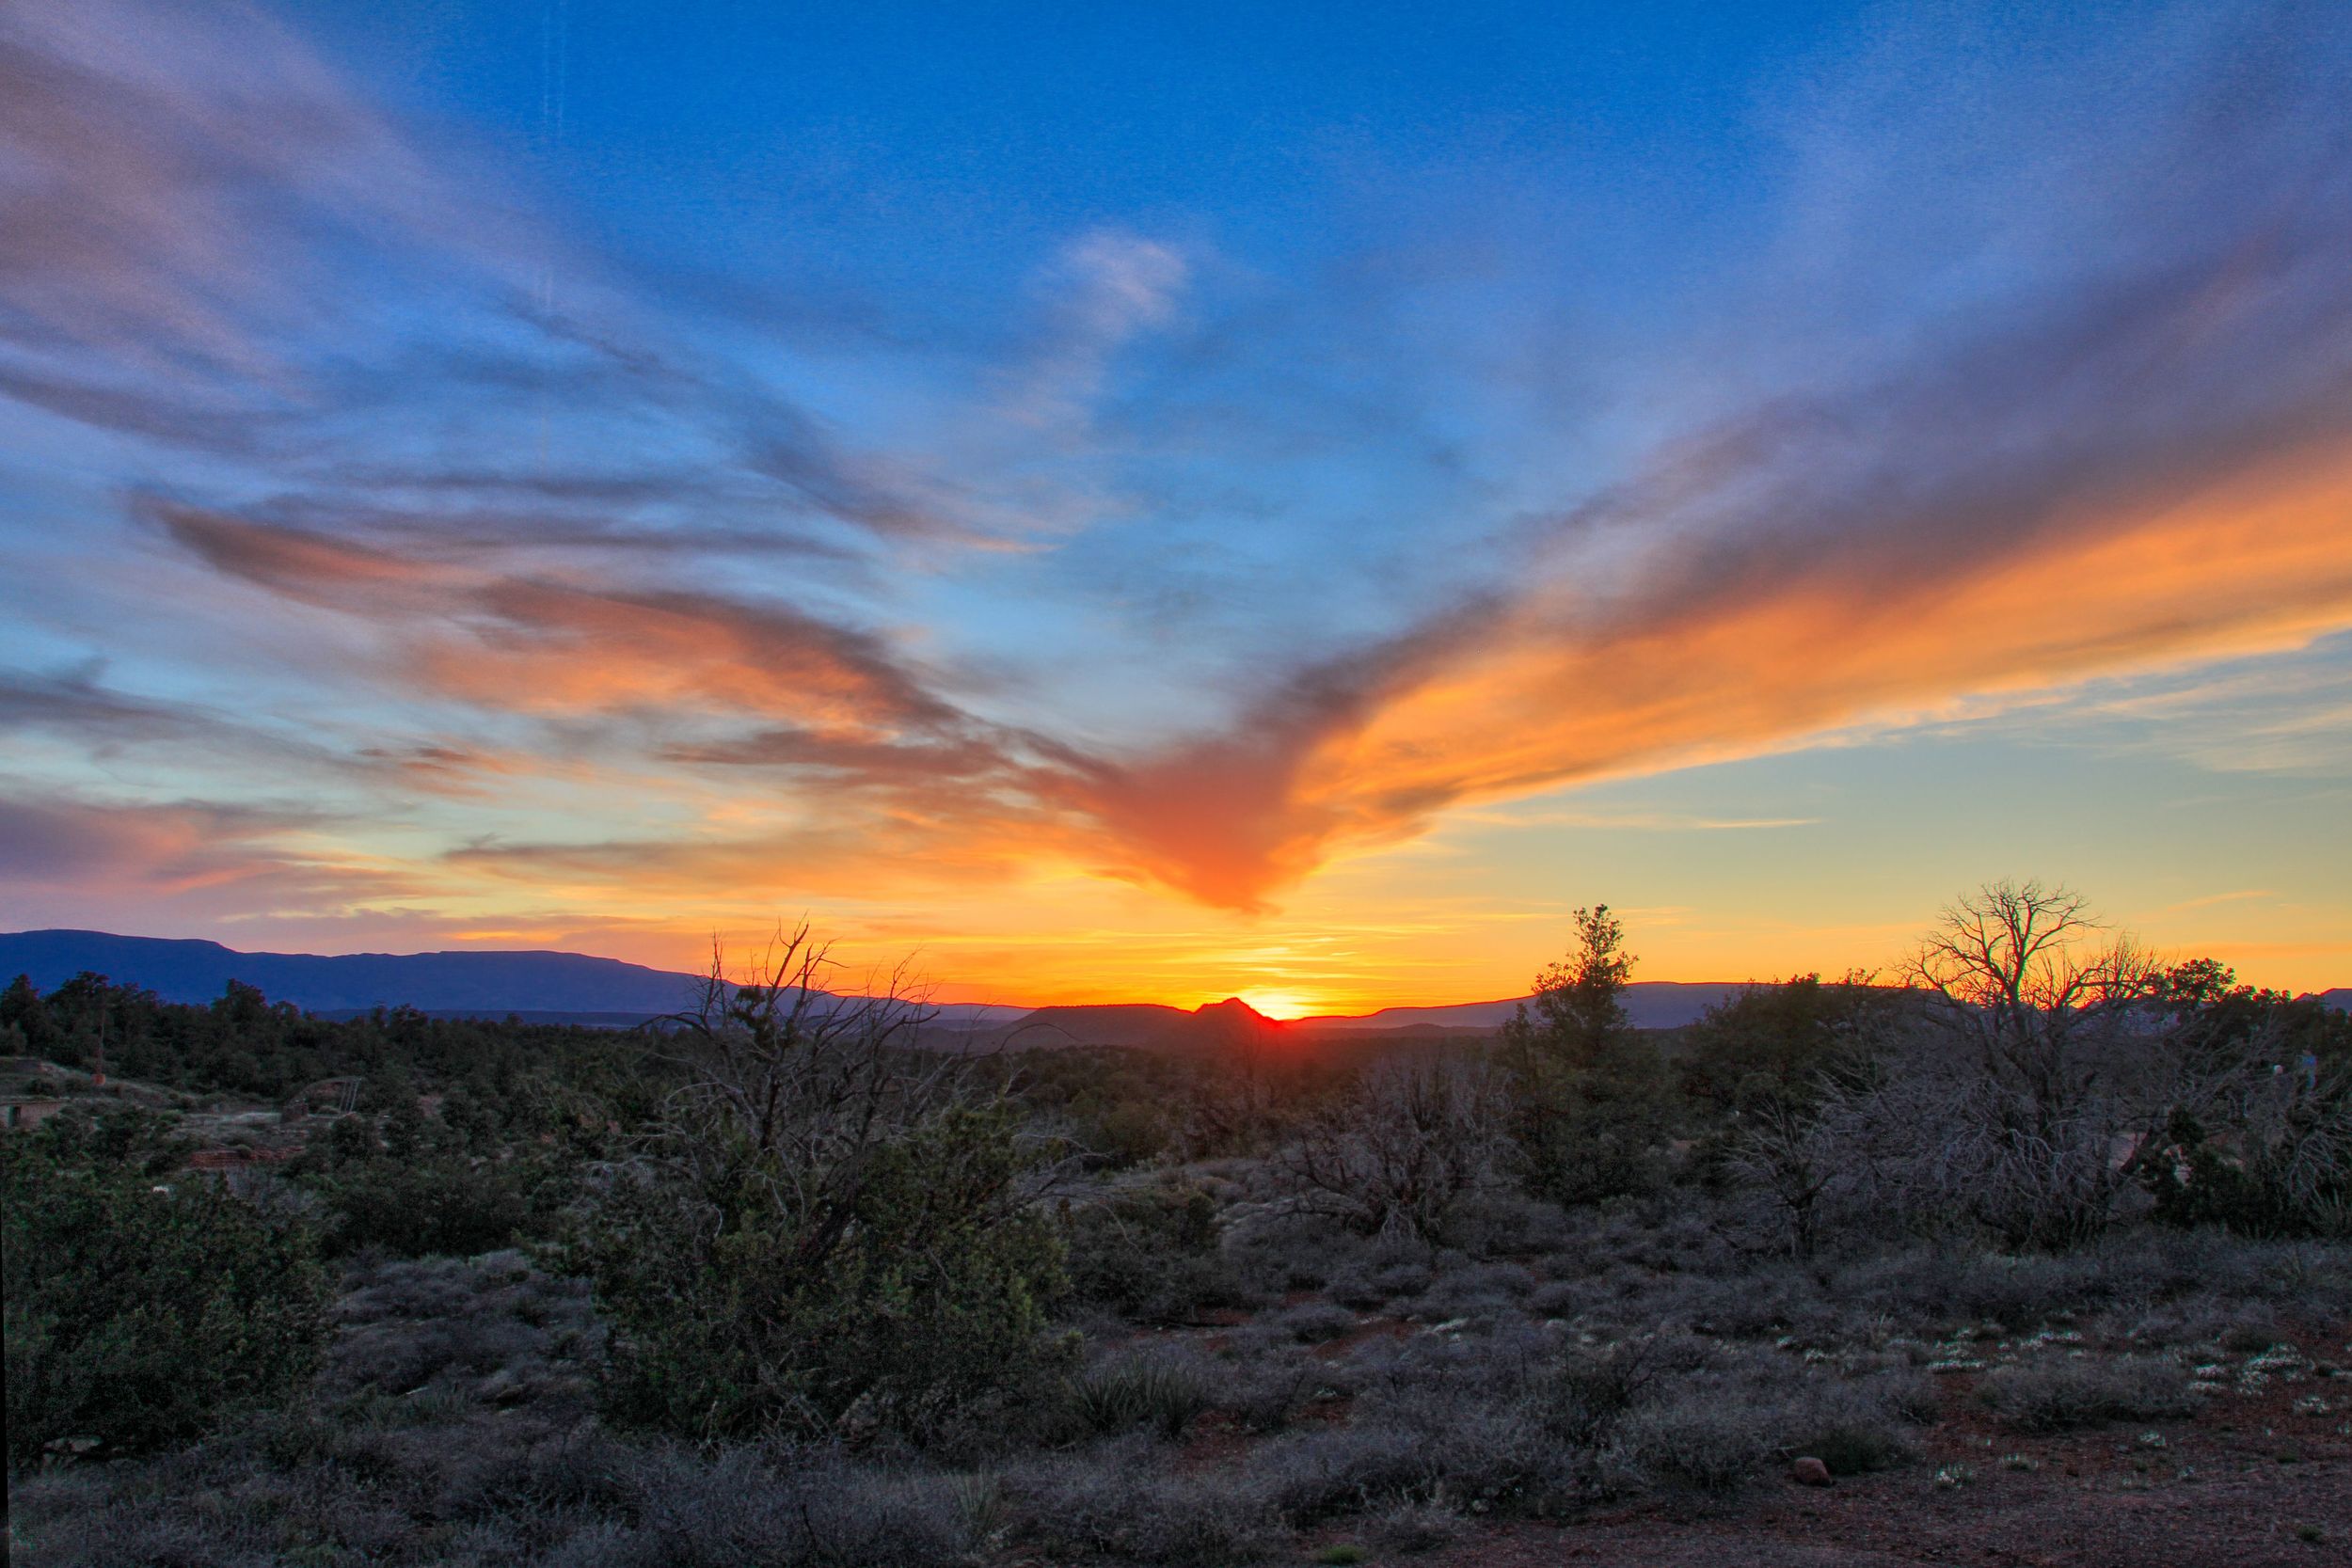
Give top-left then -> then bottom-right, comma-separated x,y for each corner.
988,996 -> 1284,1053
11,929 -> 2335,1040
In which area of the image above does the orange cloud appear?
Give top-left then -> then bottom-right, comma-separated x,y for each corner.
1170,448 -> 2352,907
155,503 -> 960,736
151,448 -> 2352,922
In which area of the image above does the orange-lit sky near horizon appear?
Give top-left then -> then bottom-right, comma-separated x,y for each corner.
2,1 -> 2348,1015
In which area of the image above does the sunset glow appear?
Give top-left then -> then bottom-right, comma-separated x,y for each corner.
3,1 -> 2349,1007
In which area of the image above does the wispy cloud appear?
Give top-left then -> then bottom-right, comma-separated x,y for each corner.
0,789 -> 421,922
2157,889 -> 2278,915
1458,808 -> 1821,832
1001,230 -> 1189,435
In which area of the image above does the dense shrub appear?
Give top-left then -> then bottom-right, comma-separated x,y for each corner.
2143,1102 -> 2352,1240
604,1447 -> 980,1568
1294,1324 -> 1584,1513
1059,1178 -> 1244,1323
1544,1332 -> 1714,1442
1272,1056 -> 1514,1243
574,1104 -> 1069,1444
1612,1395 -> 1781,1494
1362,1496 -> 1470,1554
1010,1434 -> 1279,1565
1778,1378 -> 1924,1474
563,942 -> 1077,1448
1274,1301 -> 1359,1342
3,1124 -> 330,1467
310,1151 -> 545,1257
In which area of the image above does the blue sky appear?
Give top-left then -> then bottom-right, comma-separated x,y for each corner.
1,0 -> 2347,1007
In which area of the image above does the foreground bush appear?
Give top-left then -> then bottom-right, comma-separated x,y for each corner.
1060,1177 -> 1243,1323
1010,1433 -> 1279,1566
564,933 -> 1070,1445
576,1101 -> 1068,1444
3,1123 -> 330,1467
1049,1349 -> 1214,1440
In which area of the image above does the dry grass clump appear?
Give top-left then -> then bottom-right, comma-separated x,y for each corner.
1006,1434 -> 1279,1566
1975,1354 -> 2196,1432
1360,1494 -> 1470,1554
1272,1300 -> 1361,1342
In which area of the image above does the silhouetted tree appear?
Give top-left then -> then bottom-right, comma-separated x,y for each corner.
1815,880 -> 2164,1248
1500,906 -> 1672,1203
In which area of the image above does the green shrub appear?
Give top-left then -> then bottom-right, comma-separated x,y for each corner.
3,1131 -> 329,1467
572,1103 -> 1068,1444
310,1151 -> 541,1257
1060,1180 -> 1242,1323
1498,908 -> 1678,1206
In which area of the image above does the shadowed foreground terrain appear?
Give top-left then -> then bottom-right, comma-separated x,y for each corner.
16,1229 -> 2347,1567
7,892 -> 2350,1566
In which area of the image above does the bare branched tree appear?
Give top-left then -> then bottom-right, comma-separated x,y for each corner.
1830,880 -> 2171,1247
1906,879 -> 2163,1105
1272,1053 -> 1512,1245
646,927 -> 964,1215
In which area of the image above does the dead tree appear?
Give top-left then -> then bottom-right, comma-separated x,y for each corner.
1273,1053 -> 1512,1245
1880,880 -> 2164,1246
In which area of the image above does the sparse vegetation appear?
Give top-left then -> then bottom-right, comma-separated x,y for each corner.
1976,1354 -> 2197,1432
8,887 -> 2351,1565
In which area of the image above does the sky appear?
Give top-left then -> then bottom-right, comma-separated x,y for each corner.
2,0 -> 2349,1015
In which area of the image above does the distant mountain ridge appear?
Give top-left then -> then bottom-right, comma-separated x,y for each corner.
4,930 -> 2343,1040
1295,982 -> 1752,1034
0,929 -> 715,1016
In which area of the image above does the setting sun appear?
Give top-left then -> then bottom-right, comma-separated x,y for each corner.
1230,990 -> 1318,1022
